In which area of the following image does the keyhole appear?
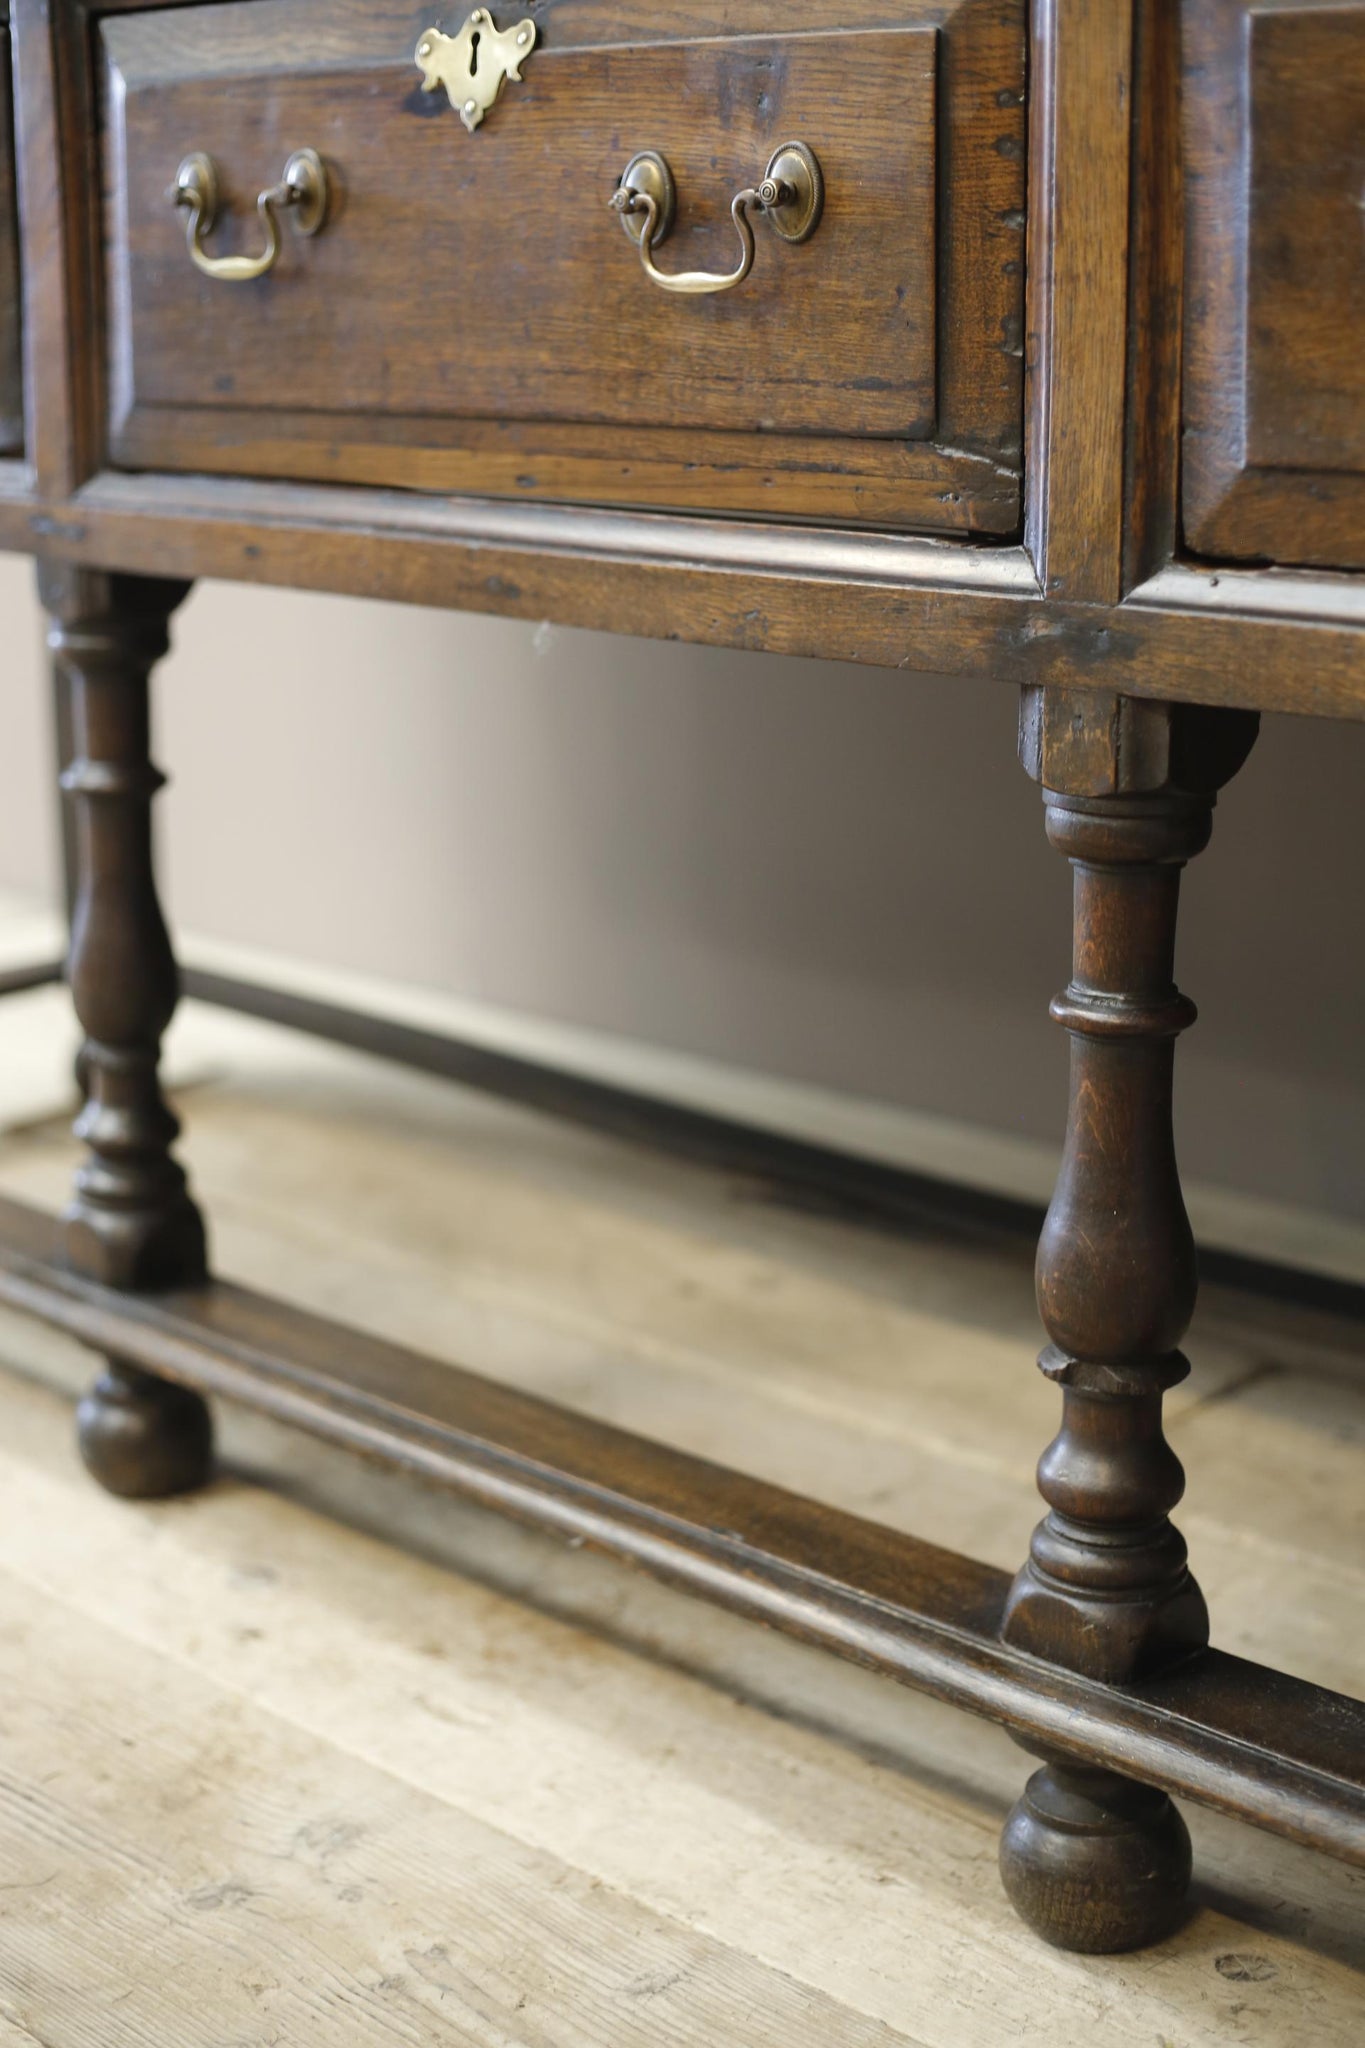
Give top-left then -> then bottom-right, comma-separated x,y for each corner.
469,28 -> 481,75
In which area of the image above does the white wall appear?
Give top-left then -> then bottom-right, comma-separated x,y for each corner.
0,553 -> 1361,1238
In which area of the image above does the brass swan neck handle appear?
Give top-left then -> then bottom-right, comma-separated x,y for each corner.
610,145 -> 824,297
171,149 -> 329,283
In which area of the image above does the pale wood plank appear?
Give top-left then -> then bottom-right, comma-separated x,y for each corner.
0,1004 -> 1361,2041
2,1173 -> 1358,1686
0,1037 -> 1254,1464
1174,1368 -> 1365,1569
0,1564 -> 924,2048
0,1370 -> 1359,2048
0,1022 -> 1360,1687
1175,1368 -> 1365,1687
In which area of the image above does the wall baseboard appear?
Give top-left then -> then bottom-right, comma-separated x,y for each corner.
1,890 -> 1360,1296
178,929 -> 1365,1296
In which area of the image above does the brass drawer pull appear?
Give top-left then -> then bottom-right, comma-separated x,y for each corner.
171,149 -> 328,283
609,144 -> 824,297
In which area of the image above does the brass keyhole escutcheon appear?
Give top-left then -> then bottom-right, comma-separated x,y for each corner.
414,11 -> 538,132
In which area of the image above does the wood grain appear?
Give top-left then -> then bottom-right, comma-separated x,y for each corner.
0,0 -> 1363,1978
0,1574 -> 924,2047
1122,0 -> 1182,589
0,1185 -> 1361,1869
0,1352 -> 1354,2047
96,0 -> 1026,533
107,408 -> 1021,536
1024,0 -> 1134,602
0,0 -> 1360,704
1183,0 -> 1365,568
9,0 -> 102,493
0,1012 -> 1359,2037
24,470 -> 1365,721
1000,687 -> 1260,1951
0,9 -> 22,455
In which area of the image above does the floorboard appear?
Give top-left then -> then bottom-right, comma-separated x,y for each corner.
0,993 -> 1360,2042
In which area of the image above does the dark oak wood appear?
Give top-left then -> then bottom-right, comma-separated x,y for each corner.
104,413 -> 1022,536
41,563 -> 205,1289
1000,1764 -> 1193,1955
0,958 -> 62,996
97,0 -> 1026,533
0,1 -> 1358,698
1122,0 -> 1183,590
1006,687 -> 1260,1682
0,1187 -> 1360,1868
0,0 -> 1361,1968
1184,0 -> 1365,568
75,1357 -> 213,1498
9,0 -> 103,493
39,562 -> 213,1496
0,6 -> 22,454
1000,684 -> 1261,1951
1025,0 -> 1134,603
15,471 -> 1365,722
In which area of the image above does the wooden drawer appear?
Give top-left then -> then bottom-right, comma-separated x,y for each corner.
98,0 -> 1026,534
0,4 -> 22,456
1184,0 -> 1365,569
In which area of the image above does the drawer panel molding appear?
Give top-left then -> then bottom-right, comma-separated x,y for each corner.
1184,0 -> 1365,569
98,0 -> 1026,534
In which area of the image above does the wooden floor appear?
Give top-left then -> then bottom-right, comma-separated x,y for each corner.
0,987 -> 1360,2045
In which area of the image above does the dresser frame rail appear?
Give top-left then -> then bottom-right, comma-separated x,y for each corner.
0,958 -> 61,998
0,1189 -> 1359,1869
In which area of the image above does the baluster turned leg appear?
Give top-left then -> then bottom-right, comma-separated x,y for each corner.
999,685 -> 1259,1953
40,565 -> 213,1500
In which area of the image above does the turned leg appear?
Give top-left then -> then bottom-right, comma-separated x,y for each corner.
41,564 -> 213,1500
999,686 -> 1259,1953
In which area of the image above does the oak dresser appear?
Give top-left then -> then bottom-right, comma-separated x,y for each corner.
0,0 -> 1360,1960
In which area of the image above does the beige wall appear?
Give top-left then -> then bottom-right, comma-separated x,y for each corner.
0,553 -> 1362,1228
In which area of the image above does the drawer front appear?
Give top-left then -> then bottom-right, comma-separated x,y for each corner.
0,6 -> 21,457
99,0 -> 1025,533
1184,0 -> 1365,568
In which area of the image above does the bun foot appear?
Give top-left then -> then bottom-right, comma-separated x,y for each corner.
1000,1763 -> 1192,1953
76,1360 -> 213,1500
